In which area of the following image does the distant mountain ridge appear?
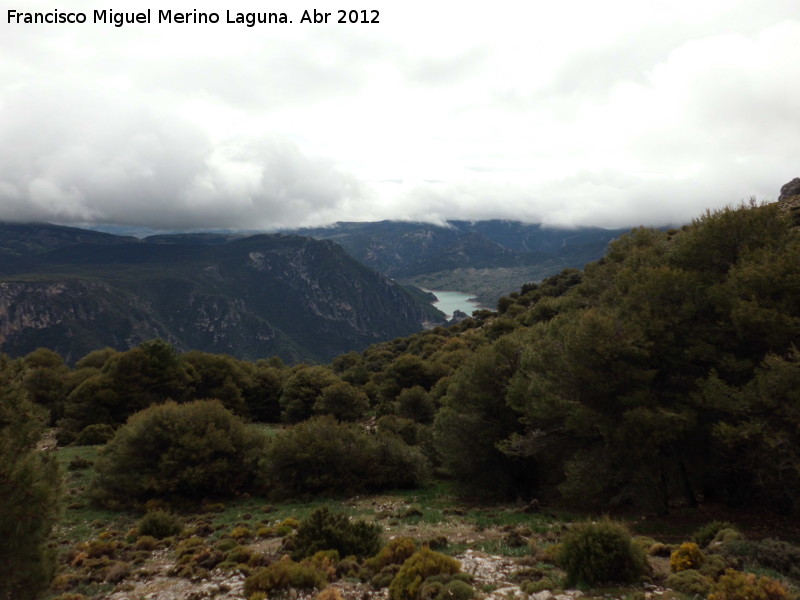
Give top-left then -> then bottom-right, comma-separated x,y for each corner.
0,223 -> 445,363
290,220 -> 628,305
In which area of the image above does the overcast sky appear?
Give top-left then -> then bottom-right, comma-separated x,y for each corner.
1,0 -> 799,231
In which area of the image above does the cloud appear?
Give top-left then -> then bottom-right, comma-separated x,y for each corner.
0,83 -> 366,229
1,0 -> 799,231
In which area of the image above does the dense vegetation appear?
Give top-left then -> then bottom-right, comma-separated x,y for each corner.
3,197 -> 800,598
0,360 -> 60,600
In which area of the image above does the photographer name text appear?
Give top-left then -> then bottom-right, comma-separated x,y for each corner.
6,8 -> 380,27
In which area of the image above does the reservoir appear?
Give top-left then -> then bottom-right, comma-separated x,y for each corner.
427,290 -> 483,320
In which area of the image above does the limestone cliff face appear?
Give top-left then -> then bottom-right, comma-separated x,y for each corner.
0,279 -> 165,362
0,227 -> 446,363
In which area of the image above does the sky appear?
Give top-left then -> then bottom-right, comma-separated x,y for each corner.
1,0 -> 799,232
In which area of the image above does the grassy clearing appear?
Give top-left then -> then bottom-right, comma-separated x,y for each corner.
45,443 -> 800,600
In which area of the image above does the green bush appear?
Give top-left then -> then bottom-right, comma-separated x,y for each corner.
712,528 -> 745,546
365,537 -> 418,574
389,547 -> 461,600
719,538 -> 800,581
419,578 -> 475,600
290,506 -> 383,561
698,554 -> 729,579
0,382 -> 61,600
666,569 -> 713,596
709,569 -> 790,600
397,386 -> 436,423
751,538 -> 800,580
376,415 -> 423,446
262,416 -> 428,499
558,519 -> 647,587
137,510 -> 183,539
244,556 -> 328,596
72,423 -> 115,446
692,521 -> 736,548
92,400 -> 267,504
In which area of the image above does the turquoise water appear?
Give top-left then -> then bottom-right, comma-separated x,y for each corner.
427,290 -> 483,319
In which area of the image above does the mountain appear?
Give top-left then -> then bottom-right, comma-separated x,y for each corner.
291,220 -> 628,306
0,223 -> 445,363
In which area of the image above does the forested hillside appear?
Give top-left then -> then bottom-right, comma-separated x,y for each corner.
6,196 -> 800,512
0,226 -> 445,363
5,195 -> 800,599
292,220 -> 626,306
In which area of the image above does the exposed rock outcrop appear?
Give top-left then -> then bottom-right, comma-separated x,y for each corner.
779,177 -> 800,201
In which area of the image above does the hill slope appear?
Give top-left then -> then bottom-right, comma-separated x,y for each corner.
291,220 -> 627,306
0,224 -> 445,363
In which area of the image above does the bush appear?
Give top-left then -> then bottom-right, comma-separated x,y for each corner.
699,554 -> 729,579
751,538 -> 800,580
0,383 -> 61,600
712,529 -> 745,546
389,547 -> 461,600
376,415 -> 423,446
92,400 -> 268,504
718,538 -> 800,581
290,506 -> 383,561
558,519 -> 647,586
670,542 -> 705,573
709,569 -> 790,600
419,578 -> 475,600
397,386 -> 436,423
666,569 -> 713,596
365,537 -> 418,574
262,416 -> 428,499
244,556 -> 328,597
73,423 -> 115,446
692,521 -> 736,548
137,510 -> 183,539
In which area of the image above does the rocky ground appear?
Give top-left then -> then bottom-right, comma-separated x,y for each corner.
103,548 -> 585,600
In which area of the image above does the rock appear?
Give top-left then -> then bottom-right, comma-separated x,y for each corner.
448,309 -> 469,325
779,178 -> 800,201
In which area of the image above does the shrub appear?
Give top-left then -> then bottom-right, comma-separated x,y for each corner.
693,521 -> 736,548
134,536 -> 158,551
291,506 -> 383,561
419,577 -> 475,600
750,538 -> 800,580
670,542 -> 705,573
137,510 -> 183,539
699,554 -> 729,579
712,529 -> 745,546
709,569 -> 790,600
92,400 -> 267,504
389,547 -> 461,600
0,383 -> 61,600
313,381 -> 369,421
666,569 -> 713,596
316,589 -> 345,600
558,519 -> 647,586
244,556 -> 328,597
262,416 -> 428,499
377,415 -> 423,446
365,537 -> 418,574
67,457 -> 92,472
718,538 -> 800,581
397,386 -> 436,423
649,542 -> 672,557
73,423 -> 116,446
